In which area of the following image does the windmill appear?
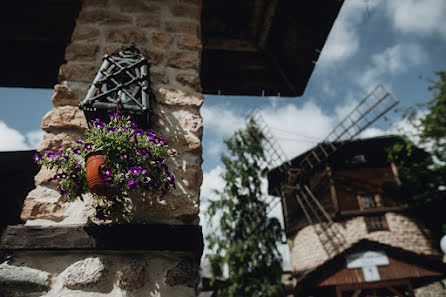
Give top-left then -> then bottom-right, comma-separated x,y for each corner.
247,85 -> 400,257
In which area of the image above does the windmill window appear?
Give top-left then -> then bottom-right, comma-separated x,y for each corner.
358,194 -> 382,209
365,215 -> 388,232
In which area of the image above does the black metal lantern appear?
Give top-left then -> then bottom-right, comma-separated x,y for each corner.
79,46 -> 154,129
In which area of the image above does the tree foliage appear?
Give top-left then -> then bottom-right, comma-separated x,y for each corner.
387,71 -> 446,233
206,119 -> 284,297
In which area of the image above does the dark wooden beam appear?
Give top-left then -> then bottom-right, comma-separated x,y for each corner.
1,224 -> 203,257
340,205 -> 409,217
204,38 -> 258,52
257,0 -> 278,49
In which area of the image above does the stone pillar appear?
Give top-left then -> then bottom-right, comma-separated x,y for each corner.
0,0 -> 204,296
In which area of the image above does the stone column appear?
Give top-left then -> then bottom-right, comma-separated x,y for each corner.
0,0 -> 204,296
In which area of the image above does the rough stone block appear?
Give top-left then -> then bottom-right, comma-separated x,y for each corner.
141,47 -> 164,65
0,262 -> 50,291
71,26 -> 100,41
58,63 -> 97,83
119,0 -> 160,13
165,258 -> 198,288
103,45 -> 126,55
51,84 -> 78,107
166,21 -> 200,36
167,51 -> 200,70
38,130 -> 85,152
65,43 -> 99,61
106,27 -> 146,43
118,260 -> 146,291
62,257 -> 105,289
41,106 -> 88,132
151,70 -> 169,85
156,88 -> 203,107
151,32 -> 173,49
170,5 -> 201,19
34,167 -> 57,186
176,72 -> 202,92
77,10 -> 130,25
177,35 -> 202,51
136,16 -> 160,28
20,187 -> 65,222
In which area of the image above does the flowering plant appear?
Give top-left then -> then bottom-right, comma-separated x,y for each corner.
34,114 -> 174,220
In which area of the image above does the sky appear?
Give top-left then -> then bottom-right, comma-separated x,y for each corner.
0,0 -> 446,269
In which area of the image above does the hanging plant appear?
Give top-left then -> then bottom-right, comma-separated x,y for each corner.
34,113 -> 174,221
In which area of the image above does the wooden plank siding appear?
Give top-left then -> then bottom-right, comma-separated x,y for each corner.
333,167 -> 396,212
319,256 -> 443,287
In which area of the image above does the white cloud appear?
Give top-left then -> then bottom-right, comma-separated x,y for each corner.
317,0 -> 381,68
357,43 -> 426,91
0,121 -> 43,151
26,130 -> 44,149
260,102 -> 334,163
201,106 -> 245,137
386,0 -> 446,41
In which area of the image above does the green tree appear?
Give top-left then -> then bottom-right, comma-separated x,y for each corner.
387,71 -> 446,234
206,119 -> 284,297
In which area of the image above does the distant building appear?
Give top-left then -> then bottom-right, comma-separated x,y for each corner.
268,136 -> 446,297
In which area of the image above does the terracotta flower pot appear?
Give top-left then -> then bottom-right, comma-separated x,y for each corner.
86,152 -> 120,197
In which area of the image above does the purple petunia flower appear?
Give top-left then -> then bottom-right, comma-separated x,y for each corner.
103,167 -> 113,177
44,150 -> 56,159
119,126 -> 127,131
75,140 -> 84,145
137,148 -> 151,158
73,148 -> 81,155
84,143 -> 93,151
33,153 -> 42,163
109,113 -> 121,119
104,176 -> 112,184
55,145 -> 64,150
91,120 -> 105,129
120,152 -> 128,160
167,175 -> 175,184
146,129 -> 155,135
57,186 -> 67,196
128,167 -> 142,175
128,179 -> 138,189
74,163 -> 82,171
130,122 -> 138,129
133,129 -> 144,136
106,127 -> 116,133
70,172 -> 77,180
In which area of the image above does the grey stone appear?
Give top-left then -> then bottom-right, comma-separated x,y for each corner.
165,258 -> 198,288
0,262 -> 50,291
62,257 -> 105,289
118,260 -> 146,291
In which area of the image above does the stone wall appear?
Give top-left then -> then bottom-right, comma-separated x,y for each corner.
1,0 -> 204,296
0,252 -> 199,297
415,280 -> 446,297
21,0 -> 203,226
288,212 -> 434,272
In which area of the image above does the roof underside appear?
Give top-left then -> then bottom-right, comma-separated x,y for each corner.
201,0 -> 344,97
1,0 -> 343,97
0,0 -> 81,88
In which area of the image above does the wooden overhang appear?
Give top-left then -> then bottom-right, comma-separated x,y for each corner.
294,239 -> 446,295
1,0 -> 343,97
0,151 -> 39,237
0,0 -> 81,88
267,135 -> 429,234
201,0 -> 344,97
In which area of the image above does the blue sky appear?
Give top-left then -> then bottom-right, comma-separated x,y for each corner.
0,0 -> 445,268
